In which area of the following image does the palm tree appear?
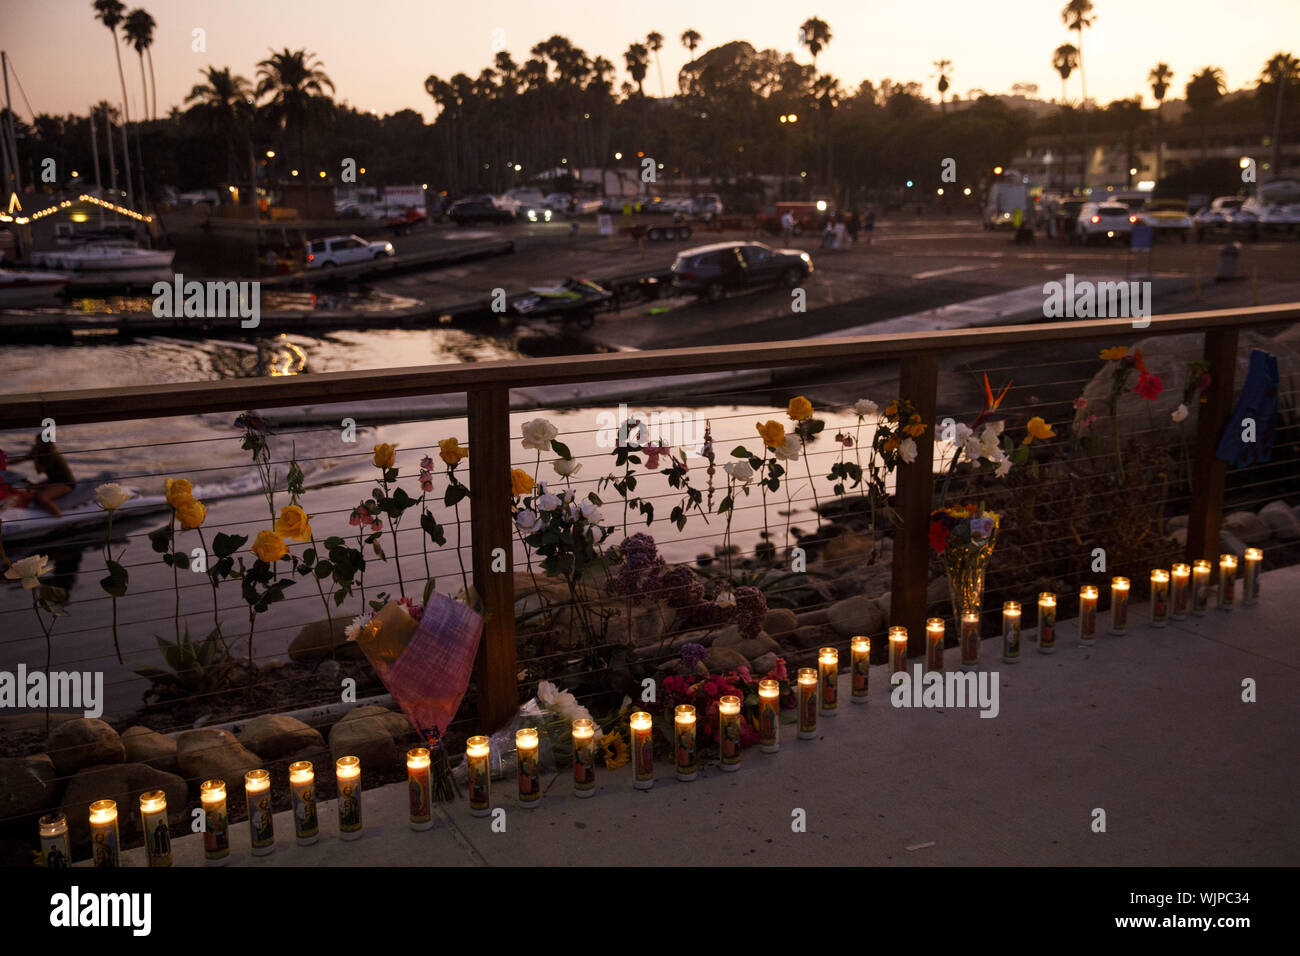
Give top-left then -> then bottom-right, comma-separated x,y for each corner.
1053,44 -> 1078,191
122,8 -> 156,120
186,66 -> 253,185
1061,1 -> 1095,189
799,17 -> 832,71
255,48 -> 335,174
1185,66 -> 1226,162
93,101 -> 121,198
933,59 -> 953,113
646,32 -> 665,98
1148,63 -> 1173,183
92,0 -> 134,208
681,29 -> 702,60
624,43 -> 649,97
1260,52 -> 1299,179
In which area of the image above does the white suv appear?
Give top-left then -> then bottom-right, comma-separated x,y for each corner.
306,234 -> 395,268
1076,202 -> 1137,245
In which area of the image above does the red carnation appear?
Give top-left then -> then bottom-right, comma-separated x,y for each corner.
929,520 -> 951,553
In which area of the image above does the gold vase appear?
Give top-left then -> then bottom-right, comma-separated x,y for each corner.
944,537 -> 996,629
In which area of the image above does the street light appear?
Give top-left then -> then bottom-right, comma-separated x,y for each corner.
614,151 -> 622,160
266,150 -> 275,158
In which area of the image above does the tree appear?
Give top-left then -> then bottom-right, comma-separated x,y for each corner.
799,17 -> 832,71
122,8 -> 156,120
185,66 -> 253,185
1053,44 -> 1079,190
255,48 -> 335,174
933,59 -> 953,114
1061,0 -> 1095,189
624,43 -> 649,97
1259,52 -> 1299,180
1148,62 -> 1173,182
646,32 -> 665,98
92,0 -> 134,208
1185,66 -> 1226,162
681,29 -> 702,60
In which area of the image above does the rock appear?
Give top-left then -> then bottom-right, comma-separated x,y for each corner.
736,633 -> 781,660
711,625 -> 742,648
1222,510 -> 1272,546
121,726 -> 179,774
1166,514 -> 1189,531
46,718 -> 124,776
1258,501 -> 1300,541
827,594 -> 886,638
319,660 -> 341,680
763,608 -> 798,637
818,531 -> 878,569
61,763 -> 187,845
237,715 -> 325,762
877,594 -> 892,622
796,608 -> 830,627
1170,527 -> 1188,549
703,645 -> 749,673
829,560 -> 891,601
750,652 -> 778,675
788,624 -> 835,650
511,571 -> 573,615
176,729 -> 263,782
1219,531 -> 1248,557
329,705 -> 416,773
287,617 -> 363,664
777,574 -> 836,609
0,754 -> 60,820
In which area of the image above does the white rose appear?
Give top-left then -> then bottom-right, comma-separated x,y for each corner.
995,456 -> 1013,478
4,554 -> 51,590
1172,404 -> 1189,423
714,590 -> 737,608
516,510 -> 542,533
723,461 -> 754,483
773,434 -> 802,462
537,680 -> 558,706
553,458 -> 582,477
94,482 -> 131,512
578,500 -> 601,523
979,423 -> 1003,459
853,399 -> 878,418
536,493 -> 560,512
589,525 -> 608,543
900,437 -> 918,464
520,418 -> 558,451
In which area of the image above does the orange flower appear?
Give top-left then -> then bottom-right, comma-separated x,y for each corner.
274,504 -> 312,542
905,422 -> 927,438
885,402 -> 898,417
439,437 -> 469,466
756,420 -> 786,448
786,396 -> 814,421
164,478 -> 194,508
1021,416 -> 1057,445
510,468 -> 534,497
882,436 -> 900,453
1099,346 -> 1129,361
251,530 -> 288,563
1133,348 -> 1148,376
174,497 -> 206,530
373,443 -> 397,469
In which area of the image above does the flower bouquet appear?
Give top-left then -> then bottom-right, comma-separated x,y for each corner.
350,592 -> 484,801
929,504 -> 1000,627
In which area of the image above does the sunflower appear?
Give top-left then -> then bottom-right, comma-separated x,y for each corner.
601,730 -> 630,770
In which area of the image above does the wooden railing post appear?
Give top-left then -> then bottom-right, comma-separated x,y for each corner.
890,354 -> 940,657
466,386 -> 517,731
1185,328 -> 1239,562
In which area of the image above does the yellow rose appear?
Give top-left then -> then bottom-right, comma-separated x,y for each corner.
510,468 -> 534,497
251,530 -> 288,563
274,504 -> 312,542
755,420 -> 786,449
1099,346 -> 1129,361
164,478 -> 194,508
787,396 -> 814,421
1022,416 -> 1057,445
439,437 -> 469,465
373,443 -> 397,469
885,402 -> 898,417
174,496 -> 206,530
906,422 -> 927,438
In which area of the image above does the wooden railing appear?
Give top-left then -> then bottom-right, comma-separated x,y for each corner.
3,302 -> 1296,729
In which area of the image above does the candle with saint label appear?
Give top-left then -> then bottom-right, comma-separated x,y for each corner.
818,646 -> 839,713
1150,570 -> 1169,626
797,668 -> 818,739
139,790 -> 172,867
1035,592 -> 1056,653
245,768 -> 275,853
289,760 -> 318,845
88,799 -> 119,868
674,705 -> 698,780
571,721 -> 596,797
1218,554 -> 1237,610
38,812 -> 70,868
1243,548 -> 1261,606
465,736 -> 491,814
719,696 -> 742,771
888,626 -> 908,676
1191,560 -> 1211,615
960,609 -> 980,668
757,680 -> 780,752
631,711 -> 654,789
200,779 -> 229,865
1002,601 -> 1021,662
406,747 -> 433,830
1171,563 -> 1190,619
850,636 -> 870,702
1110,577 -> 1130,634
925,618 -> 945,672
336,756 -> 362,839
1079,585 -> 1098,644
516,728 -> 540,805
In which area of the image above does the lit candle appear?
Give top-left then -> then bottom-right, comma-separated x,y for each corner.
1110,577 -> 1130,634
1079,585 -> 1098,644
888,626 -> 908,676
1037,592 -> 1057,653
718,696 -> 742,771
818,646 -> 839,714
1002,601 -> 1021,663
960,609 -> 980,668
88,799 -> 119,868
1150,570 -> 1170,627
1170,563 -> 1191,619
516,728 -> 541,806
850,636 -> 870,703
38,812 -> 70,869
1218,554 -> 1237,610
1243,548 -> 1262,606
464,736 -> 492,814
200,779 -> 229,866
631,711 -> 654,790
139,790 -> 172,867
674,704 -> 698,780
406,747 -> 433,831
336,756 -> 362,839
571,720 -> 596,796
1191,560 -> 1211,616
245,768 -> 275,853
288,760 -> 319,846
925,618 -> 945,673
797,668 -> 818,740
757,680 -> 780,753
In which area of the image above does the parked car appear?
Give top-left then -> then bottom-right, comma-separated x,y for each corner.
517,203 -> 553,223
305,234 -> 394,268
1236,198 -> 1300,237
1134,200 -> 1192,242
693,193 -> 724,217
1076,202 -> 1137,244
448,199 -> 513,226
1193,197 -> 1244,240
385,208 -> 428,235
670,241 -> 813,303
504,187 -> 546,207
754,202 -> 827,236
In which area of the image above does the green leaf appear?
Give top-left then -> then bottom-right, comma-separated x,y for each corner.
551,439 -> 572,460
444,483 -> 470,507
730,446 -> 751,458
302,548 -> 317,567
148,526 -> 171,554
99,560 -> 129,598
324,536 -> 344,550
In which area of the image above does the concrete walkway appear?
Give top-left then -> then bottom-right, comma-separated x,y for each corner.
97,565 -> 1299,867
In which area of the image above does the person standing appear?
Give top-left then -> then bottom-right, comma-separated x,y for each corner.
846,210 -> 861,244
781,209 -> 795,245
864,207 -> 876,246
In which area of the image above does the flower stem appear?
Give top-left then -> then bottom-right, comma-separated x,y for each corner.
104,511 -> 122,665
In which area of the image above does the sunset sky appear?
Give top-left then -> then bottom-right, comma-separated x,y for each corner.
6,0 -> 1298,122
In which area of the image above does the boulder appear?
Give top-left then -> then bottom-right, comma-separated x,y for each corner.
60,763 -> 188,845
703,645 -> 749,673
1221,511 -> 1272,547
237,715 -> 325,762
796,608 -> 830,627
827,594 -> 886,638
763,608 -> 798,637
121,726 -> 179,774
926,577 -> 950,608
711,624 -> 742,648
829,560 -> 891,601
46,718 -> 124,777
736,633 -> 781,661
788,624 -> 835,650
0,754 -> 59,820
1258,501 -> 1300,541
1219,531 -> 1249,558
287,617 -> 363,664
1166,514 -> 1189,531
329,705 -> 416,773
878,593 -> 892,622
750,652 -> 778,675
176,728 -> 263,782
